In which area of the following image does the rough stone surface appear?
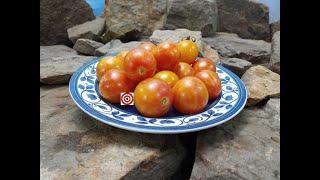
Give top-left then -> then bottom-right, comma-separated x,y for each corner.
73,39 -> 104,56
94,40 -> 141,56
191,98 -> 280,180
40,0 -> 95,45
269,31 -> 280,74
221,58 -> 252,77
200,44 -> 220,63
67,17 -> 106,44
216,0 -> 270,41
150,29 -> 204,54
165,0 -> 218,36
270,20 -> 280,36
104,0 -> 167,42
204,32 -> 271,64
40,86 -> 186,180
242,65 -> 280,106
40,45 -> 95,84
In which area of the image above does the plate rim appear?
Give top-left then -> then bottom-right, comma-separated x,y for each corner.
69,55 -> 247,134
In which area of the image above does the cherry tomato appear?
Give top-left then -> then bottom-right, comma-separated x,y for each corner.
139,42 -> 157,52
134,78 -> 173,117
115,51 -> 129,61
195,70 -> 221,100
96,56 -> 123,81
153,41 -> 180,71
172,77 -> 208,114
177,40 -> 198,64
124,48 -> 157,83
193,57 -> 216,73
99,69 -> 135,103
173,62 -> 194,79
153,71 -> 179,88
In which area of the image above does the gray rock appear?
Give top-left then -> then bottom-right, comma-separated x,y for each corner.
73,39 -> 104,55
216,0 -> 270,41
40,45 -> 95,84
270,20 -> 280,36
221,58 -> 252,77
104,0 -> 167,41
201,44 -> 220,63
67,17 -> 106,44
241,65 -> 280,106
269,31 -> 280,74
191,98 -> 280,180
165,0 -> 218,36
204,32 -> 271,64
150,29 -> 204,54
40,0 -> 95,45
94,40 -> 141,56
40,86 -> 186,180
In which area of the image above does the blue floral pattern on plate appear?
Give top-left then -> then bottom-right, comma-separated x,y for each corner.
69,53 -> 247,134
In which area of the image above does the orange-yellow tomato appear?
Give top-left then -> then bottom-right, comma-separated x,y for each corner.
134,78 -> 173,117
193,57 -> 216,73
99,69 -> 135,103
177,40 -> 198,64
115,51 -> 129,61
139,42 -> 157,52
96,56 -> 123,81
153,41 -> 180,71
153,71 -> 179,88
195,70 -> 221,100
174,62 -> 194,79
172,77 -> 209,114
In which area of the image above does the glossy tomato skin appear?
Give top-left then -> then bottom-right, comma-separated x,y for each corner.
134,78 -> 173,117
193,57 -> 216,73
177,40 -> 198,64
139,42 -> 157,52
153,71 -> 179,88
124,48 -> 157,83
195,70 -> 221,100
115,51 -> 129,61
153,41 -> 180,71
99,69 -> 135,103
96,56 -> 123,81
172,77 -> 209,114
174,62 -> 194,79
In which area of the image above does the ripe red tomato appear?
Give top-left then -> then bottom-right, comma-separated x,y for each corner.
134,78 -> 173,117
99,69 -> 135,103
172,77 -> 209,114
153,71 -> 179,88
96,56 -> 123,81
193,57 -> 216,73
139,42 -> 157,52
174,62 -> 194,79
177,40 -> 198,64
195,70 -> 221,100
123,48 -> 157,83
153,41 -> 180,71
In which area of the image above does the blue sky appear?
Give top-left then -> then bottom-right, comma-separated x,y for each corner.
260,0 -> 280,22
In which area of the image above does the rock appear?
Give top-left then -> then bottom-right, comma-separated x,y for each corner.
270,20 -> 280,36
191,98 -> 280,180
40,86 -> 186,179
40,0 -> 95,45
73,39 -> 104,56
241,65 -> 280,106
221,58 -> 252,77
67,17 -> 106,44
269,31 -> 280,74
201,44 -> 220,63
150,29 -> 204,54
94,40 -> 141,56
104,0 -> 167,41
40,45 -> 95,84
216,0 -> 270,41
165,0 -> 218,36
203,32 -> 271,64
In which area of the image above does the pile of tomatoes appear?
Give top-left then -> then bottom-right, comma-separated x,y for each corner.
96,39 -> 222,118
